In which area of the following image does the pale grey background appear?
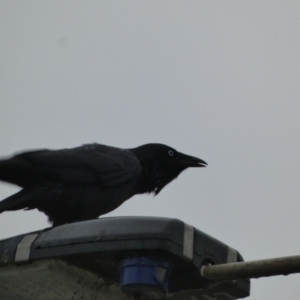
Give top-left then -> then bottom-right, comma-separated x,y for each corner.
1,1 -> 300,299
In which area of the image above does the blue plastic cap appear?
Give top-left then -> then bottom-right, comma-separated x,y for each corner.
120,257 -> 171,297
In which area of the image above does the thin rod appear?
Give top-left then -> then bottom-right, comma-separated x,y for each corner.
201,255 -> 300,281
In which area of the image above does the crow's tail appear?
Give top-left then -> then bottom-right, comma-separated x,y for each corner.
0,187 -> 46,213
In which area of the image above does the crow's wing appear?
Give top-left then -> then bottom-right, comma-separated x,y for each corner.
0,144 -> 143,187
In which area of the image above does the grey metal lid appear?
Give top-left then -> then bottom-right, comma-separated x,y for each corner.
0,216 -> 250,299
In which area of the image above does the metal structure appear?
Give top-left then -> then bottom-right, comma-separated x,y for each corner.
0,216 -> 250,300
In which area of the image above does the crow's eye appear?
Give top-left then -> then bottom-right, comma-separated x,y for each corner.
168,150 -> 174,157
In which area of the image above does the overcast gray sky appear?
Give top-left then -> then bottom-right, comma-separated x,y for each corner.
1,1 -> 300,299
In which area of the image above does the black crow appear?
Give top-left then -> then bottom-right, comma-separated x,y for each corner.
0,143 -> 207,226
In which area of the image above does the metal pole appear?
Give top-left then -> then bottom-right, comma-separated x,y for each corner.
201,255 -> 300,281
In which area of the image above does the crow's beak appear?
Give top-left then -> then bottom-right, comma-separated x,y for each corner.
178,153 -> 208,167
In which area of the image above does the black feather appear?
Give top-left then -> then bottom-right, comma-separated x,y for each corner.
0,143 -> 207,226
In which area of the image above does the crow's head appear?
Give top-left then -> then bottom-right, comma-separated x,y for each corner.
130,143 -> 207,195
